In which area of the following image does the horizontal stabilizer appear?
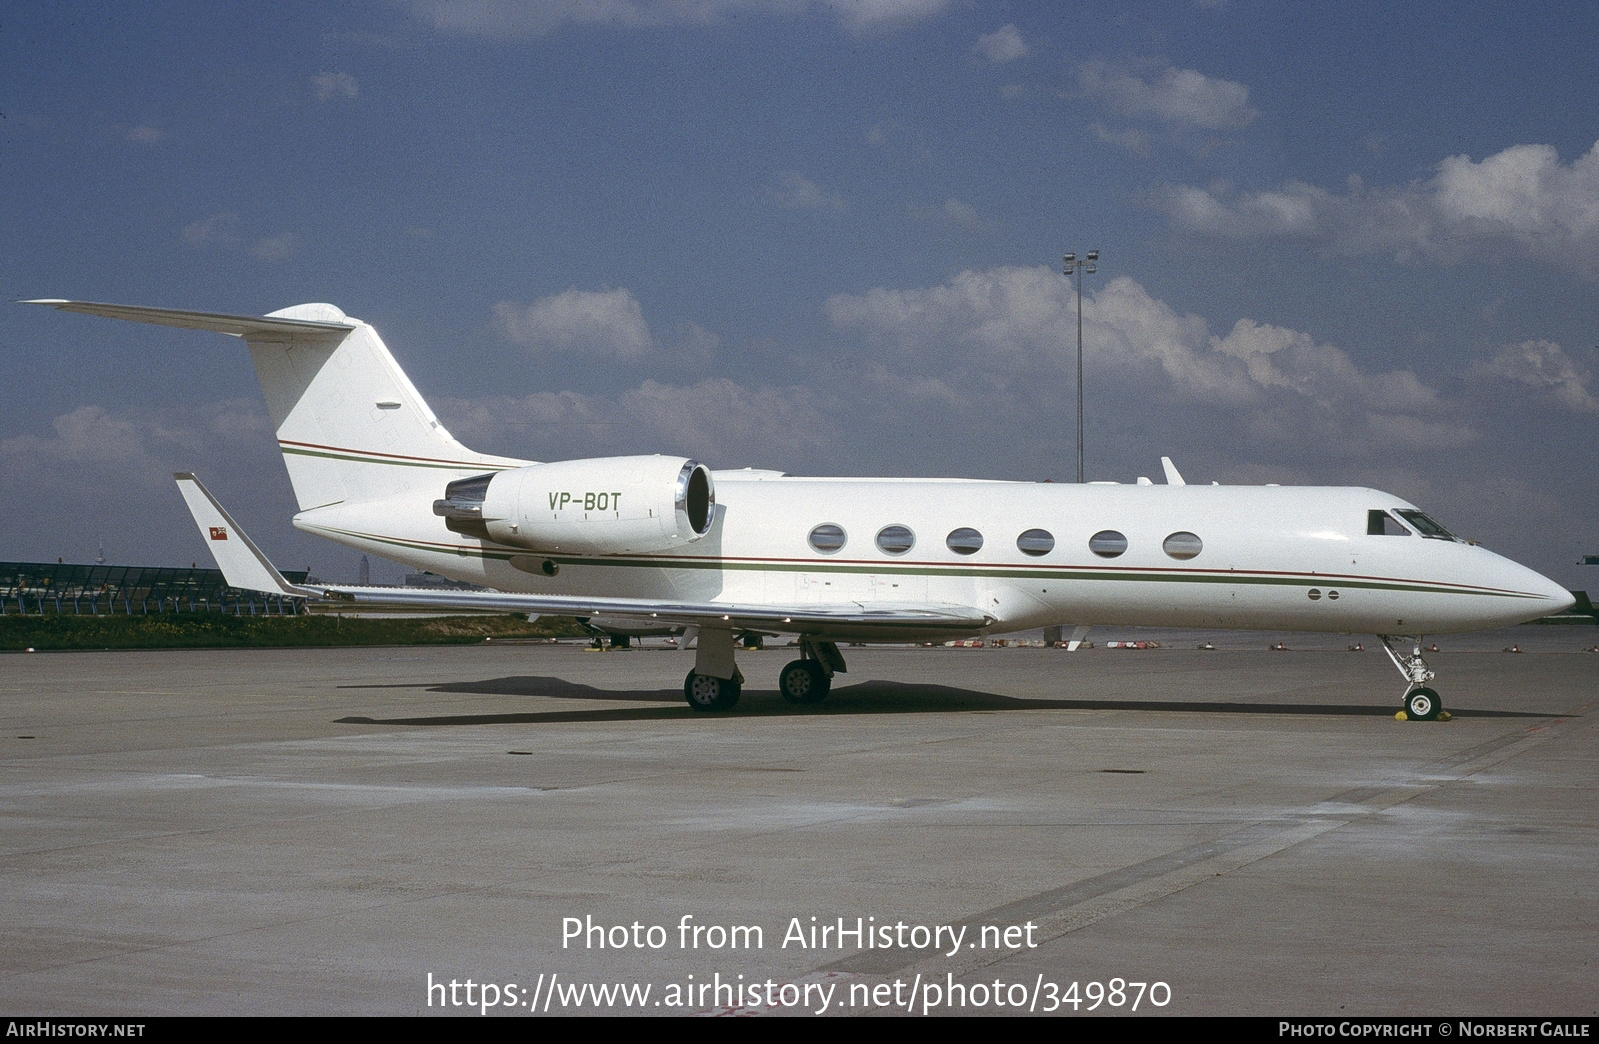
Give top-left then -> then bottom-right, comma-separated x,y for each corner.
174,473 -> 301,596
23,299 -> 356,338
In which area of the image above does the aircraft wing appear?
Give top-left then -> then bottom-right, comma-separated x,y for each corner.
175,472 -> 991,636
302,584 -> 991,634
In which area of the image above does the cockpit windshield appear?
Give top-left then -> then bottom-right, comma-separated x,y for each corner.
1368,510 -> 1408,536
1394,509 -> 1456,540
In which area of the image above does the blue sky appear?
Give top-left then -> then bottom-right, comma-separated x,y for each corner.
4,0 -> 1597,586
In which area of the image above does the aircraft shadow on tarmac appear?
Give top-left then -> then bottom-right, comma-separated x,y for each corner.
332,677 -> 1557,727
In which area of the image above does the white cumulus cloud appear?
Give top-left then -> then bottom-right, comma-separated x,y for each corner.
825,265 -> 1469,451
0,400 -> 287,564
251,233 -> 298,262
410,0 -> 949,36
181,213 -> 296,262
313,71 -> 359,100
1154,140 -> 1599,276
494,288 -> 656,358
766,171 -> 847,211
825,0 -> 950,31
974,24 -> 1028,63
909,197 -> 992,233
1078,59 -> 1257,130
1477,340 -> 1599,412
438,378 -> 832,466
1090,122 -> 1152,158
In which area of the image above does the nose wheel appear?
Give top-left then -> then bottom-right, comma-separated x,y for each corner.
1404,686 -> 1441,721
1379,635 -> 1447,721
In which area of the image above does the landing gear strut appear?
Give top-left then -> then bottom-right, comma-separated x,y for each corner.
680,631 -> 847,712
683,623 -> 743,712
1378,635 -> 1445,721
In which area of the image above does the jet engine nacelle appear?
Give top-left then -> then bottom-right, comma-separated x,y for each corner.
436,455 -> 715,554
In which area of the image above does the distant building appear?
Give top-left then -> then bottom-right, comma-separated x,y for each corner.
358,555 -> 371,586
0,561 -> 310,615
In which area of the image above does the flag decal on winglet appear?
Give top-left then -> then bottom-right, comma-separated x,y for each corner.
210,527 -> 228,540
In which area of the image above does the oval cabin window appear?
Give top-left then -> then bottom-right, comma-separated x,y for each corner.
946,527 -> 984,555
808,524 -> 846,554
1016,529 -> 1055,557
1163,531 -> 1203,560
876,525 -> 915,555
1089,530 -> 1127,558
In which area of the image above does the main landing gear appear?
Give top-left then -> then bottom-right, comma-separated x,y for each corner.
778,639 -> 846,707
684,669 -> 741,712
682,630 -> 846,712
779,659 -> 829,705
1378,635 -> 1449,721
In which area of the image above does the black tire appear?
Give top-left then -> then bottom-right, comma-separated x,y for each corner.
684,669 -> 740,712
1405,686 -> 1442,721
778,659 -> 830,705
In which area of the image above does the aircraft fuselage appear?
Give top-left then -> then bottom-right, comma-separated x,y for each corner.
294,474 -> 1569,640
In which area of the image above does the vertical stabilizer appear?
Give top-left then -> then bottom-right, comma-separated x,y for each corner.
24,299 -> 533,510
250,304 -> 527,509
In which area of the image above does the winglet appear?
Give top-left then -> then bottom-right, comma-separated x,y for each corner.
1160,456 -> 1186,486
174,473 -> 303,596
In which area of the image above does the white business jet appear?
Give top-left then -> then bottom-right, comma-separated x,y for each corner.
27,299 -> 1574,720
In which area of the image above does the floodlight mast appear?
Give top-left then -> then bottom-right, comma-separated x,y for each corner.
1062,250 -> 1099,484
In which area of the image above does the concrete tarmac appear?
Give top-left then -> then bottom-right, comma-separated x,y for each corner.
1,633 -> 1594,1016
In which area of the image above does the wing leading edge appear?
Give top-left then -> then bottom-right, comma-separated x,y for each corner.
174,473 -> 992,637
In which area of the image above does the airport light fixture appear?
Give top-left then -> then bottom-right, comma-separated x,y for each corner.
1062,250 -> 1099,484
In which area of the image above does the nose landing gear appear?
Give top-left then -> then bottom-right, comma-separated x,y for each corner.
1378,635 -> 1449,721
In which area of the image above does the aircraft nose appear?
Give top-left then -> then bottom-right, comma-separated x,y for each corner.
1509,558 -> 1574,613
1471,550 -> 1575,629
1534,571 -> 1576,614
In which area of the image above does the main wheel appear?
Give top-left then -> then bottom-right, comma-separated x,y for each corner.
1405,686 -> 1442,721
778,659 -> 830,704
684,669 -> 740,712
